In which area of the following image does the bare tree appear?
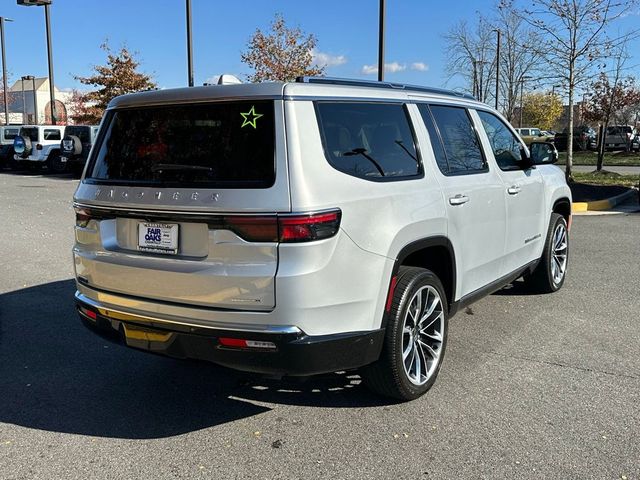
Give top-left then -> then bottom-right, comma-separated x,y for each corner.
495,5 -> 543,121
241,14 -> 324,83
513,0 -> 639,180
444,16 -> 496,103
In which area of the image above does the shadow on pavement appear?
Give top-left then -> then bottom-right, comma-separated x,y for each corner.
0,280 -> 386,439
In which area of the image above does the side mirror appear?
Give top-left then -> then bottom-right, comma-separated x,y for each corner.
530,141 -> 558,165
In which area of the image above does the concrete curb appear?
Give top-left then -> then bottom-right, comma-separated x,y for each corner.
572,189 -> 637,213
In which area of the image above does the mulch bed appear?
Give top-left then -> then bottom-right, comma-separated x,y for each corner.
569,182 -> 632,202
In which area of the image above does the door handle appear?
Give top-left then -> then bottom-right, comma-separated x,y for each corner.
507,185 -> 522,195
449,194 -> 469,206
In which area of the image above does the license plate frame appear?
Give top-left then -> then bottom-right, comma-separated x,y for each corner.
137,222 -> 179,255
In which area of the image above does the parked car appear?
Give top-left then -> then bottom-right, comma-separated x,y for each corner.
514,127 -> 554,146
603,125 -> 636,151
631,131 -> 640,152
13,125 -> 66,172
73,77 -> 571,401
0,125 -> 21,169
553,125 -> 597,151
60,125 -> 100,176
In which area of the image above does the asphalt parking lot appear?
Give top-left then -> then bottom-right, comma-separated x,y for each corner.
1,171 -> 639,480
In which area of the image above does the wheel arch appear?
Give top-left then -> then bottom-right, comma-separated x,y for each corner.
391,237 -> 457,313
552,197 -> 571,223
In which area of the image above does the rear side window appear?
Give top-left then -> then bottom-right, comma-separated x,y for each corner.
88,101 -> 275,188
44,129 -> 61,141
417,104 -> 449,174
315,102 -> 421,180
20,127 -> 39,142
428,105 -> 487,174
4,128 -> 19,140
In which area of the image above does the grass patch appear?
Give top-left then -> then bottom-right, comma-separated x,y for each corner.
571,171 -> 640,188
557,150 -> 640,166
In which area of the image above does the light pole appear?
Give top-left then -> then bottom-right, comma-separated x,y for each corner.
378,0 -> 385,82
519,75 -> 532,128
0,17 -> 13,125
22,75 -> 37,124
17,0 -> 57,125
186,0 -> 194,87
493,29 -> 500,110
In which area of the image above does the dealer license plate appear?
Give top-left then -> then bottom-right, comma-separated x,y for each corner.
138,222 -> 179,254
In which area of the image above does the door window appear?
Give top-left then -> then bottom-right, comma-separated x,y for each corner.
477,110 -> 524,171
428,105 -> 487,175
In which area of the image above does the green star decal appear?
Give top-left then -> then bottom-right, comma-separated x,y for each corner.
240,106 -> 263,129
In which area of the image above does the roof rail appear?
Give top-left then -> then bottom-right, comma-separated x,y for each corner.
295,76 -> 476,100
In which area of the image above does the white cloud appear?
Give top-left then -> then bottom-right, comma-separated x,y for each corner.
362,64 -> 378,75
312,50 -> 347,68
411,62 -> 429,72
361,62 -> 407,75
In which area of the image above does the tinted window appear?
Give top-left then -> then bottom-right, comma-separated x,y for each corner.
417,104 -> 449,174
44,129 -> 61,141
88,101 -> 275,188
65,126 -> 92,143
477,110 -> 523,170
429,105 -> 487,174
20,127 -> 39,142
4,128 -> 19,140
315,102 -> 420,180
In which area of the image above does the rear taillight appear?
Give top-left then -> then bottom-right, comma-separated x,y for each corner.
221,210 -> 341,243
36,143 -> 43,150
74,207 -> 92,227
278,211 -> 341,243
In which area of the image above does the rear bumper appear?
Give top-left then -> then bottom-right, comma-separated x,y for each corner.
75,291 -> 385,376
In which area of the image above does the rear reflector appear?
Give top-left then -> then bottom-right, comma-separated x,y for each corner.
218,338 -> 276,349
79,307 -> 97,320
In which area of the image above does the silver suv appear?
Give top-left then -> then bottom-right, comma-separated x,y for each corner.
73,77 -> 571,400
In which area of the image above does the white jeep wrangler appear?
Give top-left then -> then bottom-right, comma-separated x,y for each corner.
13,125 -> 65,172
73,77 -> 571,401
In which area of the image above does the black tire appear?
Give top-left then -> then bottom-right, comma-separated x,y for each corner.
524,213 -> 569,293
47,150 -> 67,174
361,266 -> 448,401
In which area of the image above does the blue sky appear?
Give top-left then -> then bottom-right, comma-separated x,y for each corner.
1,0 -> 639,92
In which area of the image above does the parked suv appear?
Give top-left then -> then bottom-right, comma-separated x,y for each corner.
514,127 -> 554,146
553,125 -> 597,151
13,125 -> 65,172
0,125 -> 21,169
60,125 -> 100,176
73,78 -> 571,400
604,125 -> 635,151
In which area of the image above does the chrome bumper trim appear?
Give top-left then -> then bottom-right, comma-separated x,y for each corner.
74,291 -> 302,335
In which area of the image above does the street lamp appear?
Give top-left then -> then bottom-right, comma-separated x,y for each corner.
17,0 -> 57,125
0,17 -> 13,125
378,0 -> 386,82
519,75 -> 532,128
186,0 -> 194,87
21,75 -> 37,124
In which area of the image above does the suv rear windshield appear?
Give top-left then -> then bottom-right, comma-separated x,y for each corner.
65,126 -> 92,144
19,127 -> 39,142
87,101 -> 275,188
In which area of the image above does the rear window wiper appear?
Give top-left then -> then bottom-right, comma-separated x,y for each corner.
343,148 -> 385,176
151,163 -> 214,173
